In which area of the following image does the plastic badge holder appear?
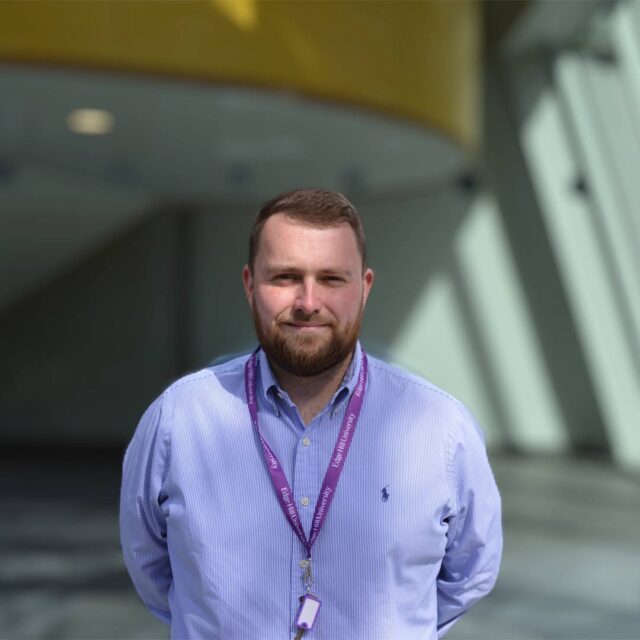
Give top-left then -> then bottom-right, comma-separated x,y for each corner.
295,594 -> 322,630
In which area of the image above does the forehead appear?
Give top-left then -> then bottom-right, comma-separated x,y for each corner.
256,214 -> 361,270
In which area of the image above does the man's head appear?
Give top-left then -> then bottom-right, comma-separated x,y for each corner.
243,188 -> 374,377
248,188 -> 367,274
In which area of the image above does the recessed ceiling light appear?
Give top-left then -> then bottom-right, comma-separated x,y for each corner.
67,109 -> 115,135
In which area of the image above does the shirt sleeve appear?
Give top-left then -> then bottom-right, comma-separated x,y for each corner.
119,393 -> 173,625
436,403 -> 503,637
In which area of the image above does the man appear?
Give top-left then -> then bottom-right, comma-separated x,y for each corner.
120,188 -> 502,640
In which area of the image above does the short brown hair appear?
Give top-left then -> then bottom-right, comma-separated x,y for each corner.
249,188 -> 366,272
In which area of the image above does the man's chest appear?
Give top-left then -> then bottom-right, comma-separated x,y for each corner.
164,408 -> 451,566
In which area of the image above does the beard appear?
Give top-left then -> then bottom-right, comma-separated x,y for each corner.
252,302 -> 363,378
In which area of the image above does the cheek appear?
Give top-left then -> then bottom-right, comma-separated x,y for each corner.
328,291 -> 363,321
254,287 -> 292,318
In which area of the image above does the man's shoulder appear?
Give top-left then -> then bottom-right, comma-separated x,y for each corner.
161,351 -> 249,402
366,353 -> 471,421
367,355 -> 485,445
368,354 -> 459,402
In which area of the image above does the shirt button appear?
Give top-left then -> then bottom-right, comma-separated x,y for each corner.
301,497 -> 310,507
302,437 -> 311,446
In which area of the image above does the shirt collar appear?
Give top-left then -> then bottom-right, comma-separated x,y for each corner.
256,341 -> 363,412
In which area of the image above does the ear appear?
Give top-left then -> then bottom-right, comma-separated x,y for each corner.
361,267 -> 374,307
242,264 -> 254,309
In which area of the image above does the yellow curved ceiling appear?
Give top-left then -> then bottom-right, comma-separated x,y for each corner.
0,0 -> 480,148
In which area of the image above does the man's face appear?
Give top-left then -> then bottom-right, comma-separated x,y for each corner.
243,213 -> 374,377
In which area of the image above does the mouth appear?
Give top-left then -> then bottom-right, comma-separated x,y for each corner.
282,322 -> 330,332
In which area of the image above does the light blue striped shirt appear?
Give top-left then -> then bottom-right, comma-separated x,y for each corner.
120,342 -> 502,639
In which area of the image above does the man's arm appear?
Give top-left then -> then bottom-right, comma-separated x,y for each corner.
436,404 -> 503,637
119,393 -> 173,624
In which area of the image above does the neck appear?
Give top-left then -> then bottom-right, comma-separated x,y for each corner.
268,351 -> 355,426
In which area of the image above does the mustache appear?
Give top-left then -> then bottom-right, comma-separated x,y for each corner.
278,312 -> 334,325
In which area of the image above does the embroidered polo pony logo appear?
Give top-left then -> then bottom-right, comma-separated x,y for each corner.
381,485 -> 390,502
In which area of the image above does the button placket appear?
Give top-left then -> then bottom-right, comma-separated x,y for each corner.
294,421 -> 318,537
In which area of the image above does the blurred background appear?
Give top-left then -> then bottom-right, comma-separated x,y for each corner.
1,0 -> 639,638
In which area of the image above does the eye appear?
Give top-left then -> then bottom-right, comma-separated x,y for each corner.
273,273 -> 297,283
322,275 -> 345,284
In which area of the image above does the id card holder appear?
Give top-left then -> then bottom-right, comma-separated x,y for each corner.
295,594 -> 322,631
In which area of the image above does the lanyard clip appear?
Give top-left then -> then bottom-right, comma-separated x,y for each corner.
302,557 -> 313,593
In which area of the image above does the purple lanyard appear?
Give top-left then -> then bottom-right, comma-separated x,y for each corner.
245,349 -> 368,557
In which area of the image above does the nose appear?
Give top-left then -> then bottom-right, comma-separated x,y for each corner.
292,277 -> 321,317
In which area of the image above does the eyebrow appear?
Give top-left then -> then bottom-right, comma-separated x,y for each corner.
265,266 -> 354,278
